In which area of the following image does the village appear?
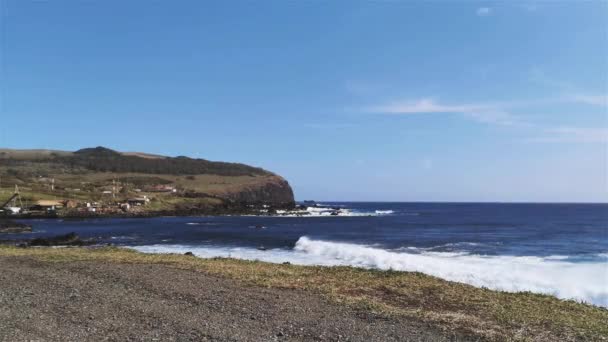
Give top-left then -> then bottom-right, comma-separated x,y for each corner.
0,179 -> 179,217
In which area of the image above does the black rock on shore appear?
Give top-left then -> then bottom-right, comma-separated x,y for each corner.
28,232 -> 88,247
0,220 -> 32,234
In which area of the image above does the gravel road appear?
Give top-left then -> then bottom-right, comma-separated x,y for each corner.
0,256 -> 473,342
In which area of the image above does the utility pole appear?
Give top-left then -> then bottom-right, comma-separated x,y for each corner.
14,185 -> 23,208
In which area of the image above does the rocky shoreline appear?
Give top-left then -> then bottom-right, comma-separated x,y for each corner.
0,220 -> 32,234
1,204 -> 294,220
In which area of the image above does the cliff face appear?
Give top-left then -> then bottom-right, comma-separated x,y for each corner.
0,147 -> 296,213
223,175 -> 295,207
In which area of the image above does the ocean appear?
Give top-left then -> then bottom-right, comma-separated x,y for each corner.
7,202 -> 608,307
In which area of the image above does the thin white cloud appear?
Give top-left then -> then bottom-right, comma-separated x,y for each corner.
476,7 -> 492,16
370,98 -> 486,114
368,93 -> 606,124
528,69 -> 608,107
368,98 -> 518,126
569,94 -> 608,107
365,91 -> 607,142
527,127 -> 608,143
464,110 -> 520,126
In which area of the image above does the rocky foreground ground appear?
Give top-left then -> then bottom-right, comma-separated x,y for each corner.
0,247 -> 605,342
0,256 -> 470,342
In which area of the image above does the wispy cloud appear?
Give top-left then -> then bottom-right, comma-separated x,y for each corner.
527,127 -> 608,143
569,94 -> 608,107
368,98 -> 519,126
476,7 -> 492,16
368,92 -> 606,123
366,95 -> 607,142
370,98 -> 485,114
528,68 -> 608,107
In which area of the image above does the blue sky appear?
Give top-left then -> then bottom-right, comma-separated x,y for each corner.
1,1 -> 607,202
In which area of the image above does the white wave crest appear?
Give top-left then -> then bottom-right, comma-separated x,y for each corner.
131,239 -> 608,307
294,237 -> 608,307
300,207 -> 376,217
375,210 -> 394,215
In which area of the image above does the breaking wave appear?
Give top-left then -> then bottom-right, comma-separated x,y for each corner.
131,237 -> 608,307
294,237 -> 608,307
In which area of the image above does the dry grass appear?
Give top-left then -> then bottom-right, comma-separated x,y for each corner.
0,167 -> 281,203
1,246 -> 606,341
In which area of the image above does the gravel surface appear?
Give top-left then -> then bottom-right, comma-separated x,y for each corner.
0,256 -> 474,342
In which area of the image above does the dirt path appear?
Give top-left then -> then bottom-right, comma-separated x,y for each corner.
0,256 -> 473,342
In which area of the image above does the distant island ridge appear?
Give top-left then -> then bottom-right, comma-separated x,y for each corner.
0,146 -> 295,217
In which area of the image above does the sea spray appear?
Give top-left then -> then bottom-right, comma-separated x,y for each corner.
133,237 -> 608,307
294,237 -> 608,307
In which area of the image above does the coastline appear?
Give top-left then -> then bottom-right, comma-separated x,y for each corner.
2,206 -> 288,220
1,246 -> 606,341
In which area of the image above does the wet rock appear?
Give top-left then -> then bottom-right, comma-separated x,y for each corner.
29,232 -> 84,246
0,220 -> 32,234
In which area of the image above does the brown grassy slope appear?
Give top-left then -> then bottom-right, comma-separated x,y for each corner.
0,149 -> 73,160
0,147 -> 294,206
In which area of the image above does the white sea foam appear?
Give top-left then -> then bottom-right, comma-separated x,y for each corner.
131,237 -> 608,307
110,236 -> 135,240
284,207 -> 378,217
265,206 -> 382,217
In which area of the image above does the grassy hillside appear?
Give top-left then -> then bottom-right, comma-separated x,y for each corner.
0,147 -> 295,214
0,146 -> 270,176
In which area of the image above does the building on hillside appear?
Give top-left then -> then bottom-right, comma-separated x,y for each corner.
30,200 -> 64,212
84,202 -> 101,212
147,185 -> 177,193
127,196 -> 150,206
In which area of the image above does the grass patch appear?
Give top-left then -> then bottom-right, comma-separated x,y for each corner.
1,246 -> 606,341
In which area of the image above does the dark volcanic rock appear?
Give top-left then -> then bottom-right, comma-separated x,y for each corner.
29,232 -> 85,246
0,220 -> 32,234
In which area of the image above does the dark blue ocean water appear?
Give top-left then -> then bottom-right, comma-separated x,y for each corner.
8,202 -> 608,258
6,202 -> 608,306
